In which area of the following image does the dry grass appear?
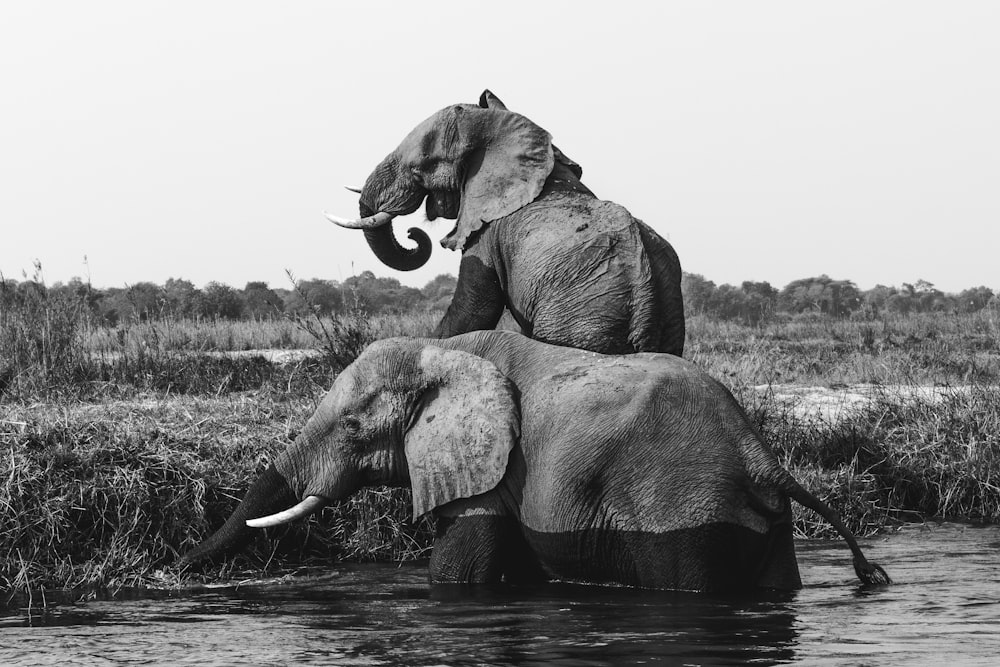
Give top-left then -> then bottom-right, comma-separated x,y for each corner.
687,310 -> 1000,386
2,297 -> 999,599
739,382 -> 1000,537
1,396 -> 433,598
1,282 -> 441,401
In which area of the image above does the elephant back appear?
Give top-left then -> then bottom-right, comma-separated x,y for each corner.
494,193 -> 683,355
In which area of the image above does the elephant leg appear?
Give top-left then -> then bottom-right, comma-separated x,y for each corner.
429,511 -> 544,585
434,255 -> 504,339
430,514 -> 506,583
752,520 -> 802,590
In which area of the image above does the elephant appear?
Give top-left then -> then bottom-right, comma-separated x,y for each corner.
327,90 -> 685,357
179,331 -> 890,592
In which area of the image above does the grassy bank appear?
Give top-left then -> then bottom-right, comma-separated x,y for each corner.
745,383 -> 1000,537
2,299 -> 999,599
5,380 -> 998,598
687,310 -> 1000,386
1,396 -> 433,595
1,296 -> 441,401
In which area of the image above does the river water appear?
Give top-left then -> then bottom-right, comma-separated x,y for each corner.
2,522 -> 998,665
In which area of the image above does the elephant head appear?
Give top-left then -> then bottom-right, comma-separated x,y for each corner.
179,339 -> 520,567
328,91 -> 581,270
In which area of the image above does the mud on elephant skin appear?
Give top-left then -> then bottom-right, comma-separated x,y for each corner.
327,90 -> 685,357
179,331 -> 890,592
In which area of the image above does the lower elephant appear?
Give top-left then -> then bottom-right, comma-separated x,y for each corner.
179,331 -> 890,592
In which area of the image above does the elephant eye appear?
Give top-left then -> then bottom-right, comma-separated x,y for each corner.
340,415 -> 362,436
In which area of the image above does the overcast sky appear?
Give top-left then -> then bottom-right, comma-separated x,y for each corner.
2,1 -> 998,294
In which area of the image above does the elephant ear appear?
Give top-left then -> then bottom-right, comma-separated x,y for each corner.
404,346 -> 520,520
479,90 -> 581,179
443,110 -> 554,251
478,89 -> 508,110
553,145 -> 583,179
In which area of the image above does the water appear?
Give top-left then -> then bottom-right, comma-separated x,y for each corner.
2,522 -> 998,665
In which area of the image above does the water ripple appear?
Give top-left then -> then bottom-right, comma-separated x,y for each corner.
2,523 -> 998,665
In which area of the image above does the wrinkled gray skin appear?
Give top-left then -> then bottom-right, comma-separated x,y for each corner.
180,331 -> 889,592
346,90 -> 685,356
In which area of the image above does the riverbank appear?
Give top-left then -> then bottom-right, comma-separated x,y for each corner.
3,375 -> 998,596
2,309 -> 999,598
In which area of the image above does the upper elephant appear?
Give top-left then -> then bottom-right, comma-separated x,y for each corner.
179,330 -> 889,592
328,90 -> 685,356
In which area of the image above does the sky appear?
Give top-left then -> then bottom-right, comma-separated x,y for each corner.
2,1 -> 998,294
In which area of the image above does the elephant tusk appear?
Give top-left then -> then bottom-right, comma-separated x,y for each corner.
343,184 -> 363,194
323,210 -> 395,229
246,495 -> 326,528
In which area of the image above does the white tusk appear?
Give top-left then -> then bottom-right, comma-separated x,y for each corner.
246,495 -> 326,528
343,184 -> 363,194
323,210 -> 395,230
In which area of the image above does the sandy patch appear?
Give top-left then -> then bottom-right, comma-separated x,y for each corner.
755,383 -> 973,422
204,349 -> 321,364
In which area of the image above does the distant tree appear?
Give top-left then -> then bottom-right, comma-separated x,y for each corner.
201,282 -> 245,319
681,273 -> 717,316
861,284 -> 895,315
870,279 -> 961,314
421,274 -> 457,310
97,288 -> 133,324
271,288 -> 293,311
779,275 -> 860,316
46,277 -> 101,320
678,273 -> 776,324
923,292 -> 954,313
243,281 -> 283,318
905,279 -> 943,312
163,278 -> 201,317
711,283 -> 745,320
121,282 -> 164,321
957,286 -> 995,313
284,278 -> 343,316
885,290 -> 914,315
739,280 -> 778,325
343,271 -> 424,313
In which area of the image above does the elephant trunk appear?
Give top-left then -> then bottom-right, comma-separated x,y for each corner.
176,462 -> 297,569
354,155 -> 434,271
362,220 -> 433,272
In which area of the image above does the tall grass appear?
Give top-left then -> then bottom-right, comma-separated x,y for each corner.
79,310 -> 440,357
1,279 -> 92,395
1,281 -> 440,599
1,276 -> 441,401
3,285 -> 999,599
2,397 -> 432,597
687,310 -> 1000,386
741,383 -> 1000,537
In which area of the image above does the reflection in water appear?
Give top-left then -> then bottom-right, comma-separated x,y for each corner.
2,522 -> 999,665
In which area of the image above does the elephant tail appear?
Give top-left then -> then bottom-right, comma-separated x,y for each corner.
782,477 -> 892,586
735,424 -> 890,586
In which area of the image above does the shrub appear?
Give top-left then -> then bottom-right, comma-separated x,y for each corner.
0,273 -> 91,396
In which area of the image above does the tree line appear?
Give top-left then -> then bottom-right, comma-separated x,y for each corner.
0,271 -> 457,324
2,270 -> 996,326
683,274 -> 998,324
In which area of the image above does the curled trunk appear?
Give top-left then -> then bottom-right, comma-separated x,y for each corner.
355,157 -> 434,271
362,222 -> 433,272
